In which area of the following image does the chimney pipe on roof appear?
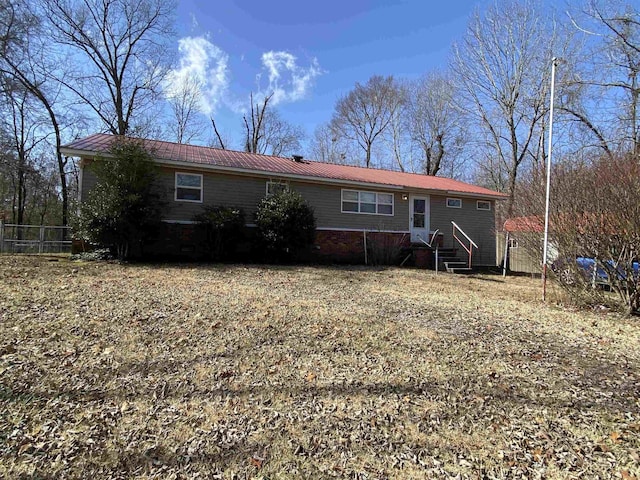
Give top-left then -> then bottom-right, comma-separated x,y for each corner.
292,154 -> 303,162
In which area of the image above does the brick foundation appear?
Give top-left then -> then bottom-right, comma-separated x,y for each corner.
312,230 -> 410,264
76,224 -> 411,264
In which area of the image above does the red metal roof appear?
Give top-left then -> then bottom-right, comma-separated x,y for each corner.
62,133 -> 507,199
504,216 -> 544,233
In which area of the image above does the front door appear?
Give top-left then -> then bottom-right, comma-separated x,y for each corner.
410,195 -> 430,243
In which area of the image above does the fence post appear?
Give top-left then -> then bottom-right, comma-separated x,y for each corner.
39,226 -> 45,254
0,220 -> 4,253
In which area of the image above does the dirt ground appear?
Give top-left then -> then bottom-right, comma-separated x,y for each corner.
1,255 -> 639,479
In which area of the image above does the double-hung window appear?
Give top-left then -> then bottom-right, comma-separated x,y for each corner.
175,172 -> 203,202
266,180 -> 289,197
341,189 -> 394,215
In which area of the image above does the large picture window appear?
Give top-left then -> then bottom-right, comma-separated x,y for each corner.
341,189 -> 394,216
175,172 -> 203,202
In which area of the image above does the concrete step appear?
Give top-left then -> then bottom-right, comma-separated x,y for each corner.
443,261 -> 472,274
438,257 -> 461,263
443,261 -> 467,268
447,267 -> 473,274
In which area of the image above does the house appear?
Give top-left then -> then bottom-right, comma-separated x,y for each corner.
61,133 -> 507,265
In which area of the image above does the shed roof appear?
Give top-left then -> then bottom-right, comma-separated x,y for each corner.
504,216 -> 544,233
62,133 -> 507,199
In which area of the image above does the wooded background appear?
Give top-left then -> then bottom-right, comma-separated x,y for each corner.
1,0 -> 638,227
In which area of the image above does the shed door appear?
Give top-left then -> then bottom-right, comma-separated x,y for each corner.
410,195 -> 430,243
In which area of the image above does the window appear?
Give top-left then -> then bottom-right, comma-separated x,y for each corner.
266,180 -> 289,196
446,197 -> 462,208
477,200 -> 491,211
341,189 -> 394,215
508,238 -> 519,249
175,173 -> 203,202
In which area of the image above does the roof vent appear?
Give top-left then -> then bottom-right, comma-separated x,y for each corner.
292,154 -> 304,162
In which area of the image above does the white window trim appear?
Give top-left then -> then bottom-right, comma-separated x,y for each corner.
446,197 -> 462,208
266,180 -> 289,196
477,200 -> 491,211
341,189 -> 394,216
175,172 -> 203,203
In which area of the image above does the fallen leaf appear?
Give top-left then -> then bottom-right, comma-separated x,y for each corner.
610,431 -> 623,443
250,455 -> 264,469
621,470 -> 637,480
532,447 -> 543,462
18,443 -> 33,455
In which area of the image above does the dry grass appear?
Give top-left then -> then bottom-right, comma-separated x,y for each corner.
1,255 -> 639,479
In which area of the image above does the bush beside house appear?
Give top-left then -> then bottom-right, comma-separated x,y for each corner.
194,206 -> 246,261
255,189 -> 316,262
75,139 -> 164,260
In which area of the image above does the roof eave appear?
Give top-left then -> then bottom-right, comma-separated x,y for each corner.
61,147 -> 404,191
61,146 -> 506,199
445,190 -> 507,201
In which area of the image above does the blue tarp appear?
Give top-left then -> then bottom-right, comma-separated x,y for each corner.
575,257 -> 639,282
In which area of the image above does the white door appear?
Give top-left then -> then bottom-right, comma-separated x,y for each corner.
410,195 -> 430,243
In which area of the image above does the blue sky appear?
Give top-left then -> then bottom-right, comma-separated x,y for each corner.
170,0 -> 489,147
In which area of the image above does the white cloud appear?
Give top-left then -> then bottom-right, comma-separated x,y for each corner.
165,36 -> 229,116
166,39 -> 323,117
189,13 -> 199,30
260,51 -> 323,105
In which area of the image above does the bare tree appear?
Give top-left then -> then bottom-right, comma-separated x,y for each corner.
243,92 -> 271,154
242,92 -> 304,157
42,0 -> 175,135
451,0 -> 562,216
310,123 -> 350,164
165,74 -> 205,144
260,111 -> 304,157
330,75 -> 404,168
384,81 -> 409,172
0,77 -> 53,225
210,117 -> 227,150
516,152 -> 640,314
406,72 -> 466,176
565,0 -> 640,156
0,0 -> 69,225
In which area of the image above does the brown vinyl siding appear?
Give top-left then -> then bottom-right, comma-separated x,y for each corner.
80,159 -> 497,264
429,195 -> 496,265
293,182 -> 408,231
80,162 -> 96,203
159,167 -> 266,221
81,161 -> 409,230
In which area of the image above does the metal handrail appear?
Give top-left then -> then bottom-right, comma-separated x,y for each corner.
451,221 -> 477,269
451,221 -> 478,249
418,229 -> 441,274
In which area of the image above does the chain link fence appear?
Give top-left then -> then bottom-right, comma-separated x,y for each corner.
0,222 -> 72,254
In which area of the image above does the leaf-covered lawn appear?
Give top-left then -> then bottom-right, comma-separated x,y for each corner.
1,255 -> 639,479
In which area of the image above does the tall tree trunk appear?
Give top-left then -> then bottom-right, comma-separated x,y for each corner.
506,168 -> 518,218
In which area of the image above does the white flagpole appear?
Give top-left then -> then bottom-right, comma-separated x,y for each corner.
542,57 -> 558,302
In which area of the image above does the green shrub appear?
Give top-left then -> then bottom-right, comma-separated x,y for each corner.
75,138 -> 164,260
255,190 -> 316,262
194,205 -> 245,260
